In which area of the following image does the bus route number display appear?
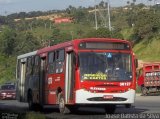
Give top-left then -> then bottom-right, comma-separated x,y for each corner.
79,42 -> 130,50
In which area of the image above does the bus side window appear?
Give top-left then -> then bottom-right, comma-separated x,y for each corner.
55,49 -> 65,73
26,57 -> 32,76
48,51 -> 55,74
34,55 -> 40,74
56,49 -> 64,61
31,56 -> 35,75
17,59 -> 21,79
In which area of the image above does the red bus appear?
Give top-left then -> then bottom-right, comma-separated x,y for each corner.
16,38 -> 138,114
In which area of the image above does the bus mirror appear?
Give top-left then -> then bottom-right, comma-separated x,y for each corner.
135,59 -> 138,68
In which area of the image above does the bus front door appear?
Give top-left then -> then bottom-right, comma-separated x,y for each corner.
19,59 -> 26,102
65,52 -> 75,104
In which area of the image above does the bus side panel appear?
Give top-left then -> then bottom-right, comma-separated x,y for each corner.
45,74 -> 56,104
46,68 -> 65,104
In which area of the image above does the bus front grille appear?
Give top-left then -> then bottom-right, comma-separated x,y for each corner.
87,97 -> 127,101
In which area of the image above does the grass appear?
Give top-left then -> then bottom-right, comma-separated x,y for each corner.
0,111 -> 46,119
133,38 -> 160,62
55,23 -> 92,38
55,23 -> 91,32
121,28 -> 134,40
25,112 -> 46,119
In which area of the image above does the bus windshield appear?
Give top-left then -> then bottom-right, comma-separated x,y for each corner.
79,52 -> 132,81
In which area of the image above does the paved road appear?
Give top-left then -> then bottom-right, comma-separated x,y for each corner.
0,94 -> 160,119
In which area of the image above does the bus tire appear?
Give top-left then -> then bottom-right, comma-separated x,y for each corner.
28,91 -> 35,110
58,93 -> 70,114
125,104 -> 131,108
68,106 -> 78,114
141,86 -> 148,96
105,105 -> 116,114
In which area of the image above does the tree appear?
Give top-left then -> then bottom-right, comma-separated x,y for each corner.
133,0 -> 136,3
127,1 -> 130,5
15,32 -> 41,54
0,27 -> 16,56
50,27 -> 71,45
131,10 -> 160,42
50,27 -> 61,45
0,27 -> 17,84
66,5 -> 76,15
0,54 -> 16,84
85,27 -> 124,39
99,1 -> 105,8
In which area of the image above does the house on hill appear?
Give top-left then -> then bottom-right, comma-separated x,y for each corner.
54,18 -> 72,24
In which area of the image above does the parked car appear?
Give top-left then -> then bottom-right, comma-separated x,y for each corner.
0,83 -> 16,100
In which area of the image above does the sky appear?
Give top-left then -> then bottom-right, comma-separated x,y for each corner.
0,0 -> 156,15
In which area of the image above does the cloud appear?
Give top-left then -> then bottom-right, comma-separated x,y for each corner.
0,0 -> 13,5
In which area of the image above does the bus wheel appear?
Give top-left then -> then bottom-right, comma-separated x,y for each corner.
28,91 -> 34,110
125,104 -> 131,108
105,105 -> 116,114
68,106 -> 78,114
141,86 -> 148,96
58,93 -> 70,114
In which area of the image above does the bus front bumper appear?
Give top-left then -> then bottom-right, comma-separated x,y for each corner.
75,89 -> 135,104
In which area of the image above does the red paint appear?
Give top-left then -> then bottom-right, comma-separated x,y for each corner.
137,75 -> 144,86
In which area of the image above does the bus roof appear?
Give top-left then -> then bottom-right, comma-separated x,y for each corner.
37,38 -> 131,54
17,38 -> 131,57
17,50 -> 37,59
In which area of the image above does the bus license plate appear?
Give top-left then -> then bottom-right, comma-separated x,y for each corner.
103,95 -> 113,99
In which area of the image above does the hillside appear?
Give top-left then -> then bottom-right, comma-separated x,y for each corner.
133,38 -> 160,62
0,3 -> 160,84
121,28 -> 160,62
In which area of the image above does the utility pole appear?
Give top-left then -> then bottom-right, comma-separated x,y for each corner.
92,0 -> 111,30
107,0 -> 112,31
94,0 -> 98,30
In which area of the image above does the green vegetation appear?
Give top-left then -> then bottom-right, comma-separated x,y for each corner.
136,85 -> 141,93
121,28 -> 134,40
0,2 -> 160,84
25,112 -> 46,119
134,37 -> 160,61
